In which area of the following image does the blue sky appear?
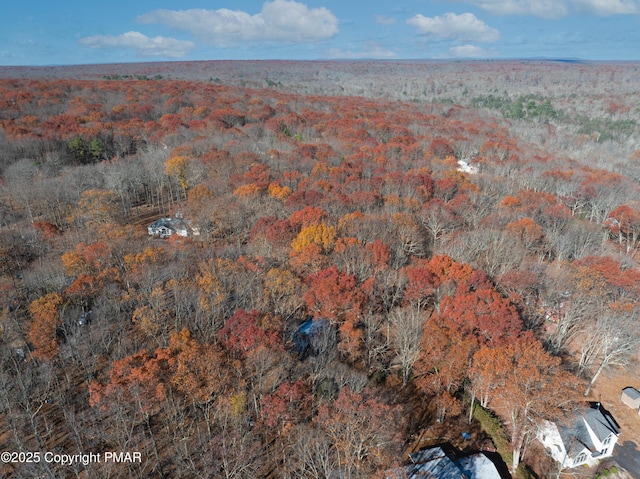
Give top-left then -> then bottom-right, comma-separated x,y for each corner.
1,0 -> 640,65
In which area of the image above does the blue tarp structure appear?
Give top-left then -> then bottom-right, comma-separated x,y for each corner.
293,318 -> 330,357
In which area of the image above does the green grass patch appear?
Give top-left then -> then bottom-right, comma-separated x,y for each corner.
472,403 -> 512,467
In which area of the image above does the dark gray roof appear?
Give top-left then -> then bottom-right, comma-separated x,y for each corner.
148,217 -> 195,237
559,416 -> 594,455
558,403 -> 619,455
149,218 -> 186,230
583,403 -> 620,440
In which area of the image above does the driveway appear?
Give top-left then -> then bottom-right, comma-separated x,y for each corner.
614,440 -> 640,479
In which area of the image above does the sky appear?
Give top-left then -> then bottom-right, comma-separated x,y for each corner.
1,0 -> 640,65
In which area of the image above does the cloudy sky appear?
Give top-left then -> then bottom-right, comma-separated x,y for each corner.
2,0 -> 639,65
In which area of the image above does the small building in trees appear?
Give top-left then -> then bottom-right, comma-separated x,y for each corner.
147,217 -> 199,238
10,338 -> 28,361
620,387 -> 640,412
78,310 -> 91,326
537,402 -> 620,469
293,318 -> 331,358
457,159 -> 479,174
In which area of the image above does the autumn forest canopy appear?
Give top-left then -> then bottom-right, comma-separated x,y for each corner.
1,60 -> 640,478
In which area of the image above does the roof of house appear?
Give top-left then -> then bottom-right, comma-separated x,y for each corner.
404,447 -> 464,478
622,387 -> 640,400
296,318 -> 329,336
388,446 -> 505,479
558,402 -> 619,455
457,453 -> 502,479
583,403 -> 620,440
148,217 -> 201,237
149,217 -> 187,231
293,318 -> 333,357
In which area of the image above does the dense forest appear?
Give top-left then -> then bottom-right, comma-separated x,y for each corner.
0,60 -> 639,479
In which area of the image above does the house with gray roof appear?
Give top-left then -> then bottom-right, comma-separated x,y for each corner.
386,445 -> 505,479
147,217 -> 199,238
537,402 -> 620,469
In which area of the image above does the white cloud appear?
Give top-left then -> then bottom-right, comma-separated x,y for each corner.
375,14 -> 396,25
459,0 -> 569,18
573,0 -> 640,15
407,12 -> 499,43
78,32 -> 194,57
137,0 -> 338,47
449,44 -> 491,57
328,44 -> 396,59
458,0 -> 639,17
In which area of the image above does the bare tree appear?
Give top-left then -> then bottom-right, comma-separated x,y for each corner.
308,322 -> 338,393
2,158 -> 40,222
545,293 -> 595,356
418,199 -> 459,254
580,308 -> 640,396
291,427 -> 336,479
361,312 -> 389,370
389,307 -> 427,386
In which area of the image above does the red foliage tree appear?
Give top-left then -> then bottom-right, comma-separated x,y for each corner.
251,216 -> 295,248
259,380 -> 311,432
285,189 -> 326,208
289,206 -> 327,229
606,204 -> 640,253
303,266 -> 364,325
365,238 -> 391,269
402,254 -> 474,308
217,309 -> 283,358
428,137 -> 455,159
32,221 -> 61,240
438,270 -> 522,345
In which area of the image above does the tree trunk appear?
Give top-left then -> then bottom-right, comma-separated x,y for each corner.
584,359 -> 607,396
468,394 -> 475,424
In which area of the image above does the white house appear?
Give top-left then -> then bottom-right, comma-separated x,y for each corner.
457,159 -> 479,174
147,217 -> 199,238
537,402 -> 620,469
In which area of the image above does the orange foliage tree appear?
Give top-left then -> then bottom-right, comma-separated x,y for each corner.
167,328 -> 231,405
89,349 -> 170,416
414,316 -> 476,421
470,333 -> 574,471
27,293 -> 64,360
